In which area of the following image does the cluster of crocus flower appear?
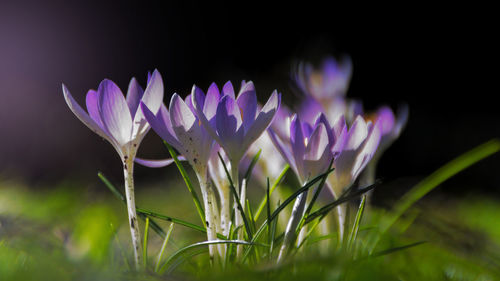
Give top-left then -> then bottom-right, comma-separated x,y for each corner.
62,55 -> 406,268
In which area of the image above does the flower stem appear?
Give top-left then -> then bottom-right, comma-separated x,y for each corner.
197,171 -> 219,264
277,181 -> 308,262
231,164 -> 245,257
123,159 -> 142,270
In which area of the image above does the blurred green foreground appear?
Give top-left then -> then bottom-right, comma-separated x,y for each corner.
2,175 -> 500,281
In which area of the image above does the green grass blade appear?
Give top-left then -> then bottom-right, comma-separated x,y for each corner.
242,168 -> 334,261
143,217 -> 150,268
369,241 -> 427,258
243,149 -> 262,182
155,222 -> 175,273
164,142 -> 206,228
304,160 -> 333,218
347,195 -> 366,251
246,199 -> 256,233
304,181 -> 379,225
159,240 -> 254,274
254,165 -> 289,221
370,139 -> 500,252
218,152 -> 253,240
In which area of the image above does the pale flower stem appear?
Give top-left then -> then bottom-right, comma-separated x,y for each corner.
197,171 -> 219,264
236,177 -> 247,257
220,187 -> 231,238
231,164 -> 245,257
123,159 -> 142,270
277,182 -> 309,262
336,204 -> 346,246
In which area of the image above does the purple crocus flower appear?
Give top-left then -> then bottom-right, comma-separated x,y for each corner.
193,81 -> 281,165
192,81 -> 281,256
268,112 -> 347,261
140,90 -> 221,260
295,56 -> 352,101
62,70 -> 164,269
357,104 -> 409,186
295,56 -> 353,125
326,115 -> 382,241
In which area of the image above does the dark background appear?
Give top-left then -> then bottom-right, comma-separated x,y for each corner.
0,1 -> 498,198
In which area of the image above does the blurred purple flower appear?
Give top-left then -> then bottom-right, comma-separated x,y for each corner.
356,103 -> 409,186
296,56 -> 352,100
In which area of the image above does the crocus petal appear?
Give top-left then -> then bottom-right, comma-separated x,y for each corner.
343,116 -> 367,151
267,128 -> 297,174
216,95 -> 243,142
170,93 -> 197,132
98,79 -> 133,146
304,123 -> 329,161
62,84 -> 112,142
140,69 -> 164,117
203,83 -> 220,120
351,120 -> 382,180
222,81 -> 235,99
236,81 -> 257,132
170,93 -> 212,168
86,89 -> 105,128
290,115 -> 305,178
126,77 -> 144,119
141,102 -> 182,150
192,85 -> 222,145
135,157 -> 185,168
376,106 -> 395,136
241,90 -> 281,151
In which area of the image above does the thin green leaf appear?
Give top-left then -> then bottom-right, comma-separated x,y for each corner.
305,181 -> 379,225
143,217 -> 150,267
254,165 -> 289,221
164,141 -> 206,228
370,241 -> 426,258
159,240 -> 254,274
244,149 -> 262,182
218,152 -> 253,240
242,168 -> 334,261
155,222 -> 175,273
347,195 -> 366,251
370,139 -> 500,253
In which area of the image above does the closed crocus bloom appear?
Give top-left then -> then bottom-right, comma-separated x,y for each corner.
269,113 -> 347,261
329,116 -> 382,197
295,56 -> 353,101
62,70 -> 164,269
141,91 -> 222,260
327,115 -> 382,241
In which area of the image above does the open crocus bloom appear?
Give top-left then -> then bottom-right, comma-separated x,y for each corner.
192,81 -> 281,165
62,70 -> 164,269
328,115 -> 382,198
62,70 -> 164,160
